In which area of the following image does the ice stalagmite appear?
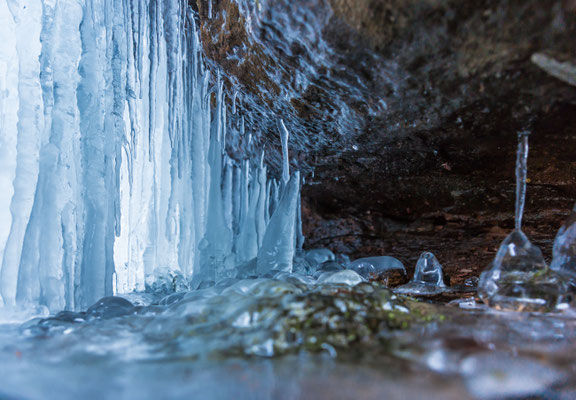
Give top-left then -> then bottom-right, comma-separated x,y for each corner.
278,119 -> 290,185
236,163 -> 261,264
478,132 -> 567,312
257,172 -> 301,274
198,80 -> 233,282
395,252 -> 446,295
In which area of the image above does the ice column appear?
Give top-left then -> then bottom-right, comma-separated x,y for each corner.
0,0 -> 303,311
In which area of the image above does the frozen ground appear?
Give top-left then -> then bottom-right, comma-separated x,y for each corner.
1,277 -> 575,400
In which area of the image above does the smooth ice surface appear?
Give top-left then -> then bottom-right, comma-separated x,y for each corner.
305,248 -> 336,267
348,256 -> 405,279
395,252 -> 446,295
478,230 -> 567,312
316,270 -> 365,286
0,0 -> 302,312
461,353 -> 564,400
550,204 -> 576,276
413,252 -> 445,286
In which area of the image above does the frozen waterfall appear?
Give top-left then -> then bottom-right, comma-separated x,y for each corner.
0,0 -> 302,312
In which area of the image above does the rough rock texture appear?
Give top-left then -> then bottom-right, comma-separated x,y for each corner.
194,0 -> 576,282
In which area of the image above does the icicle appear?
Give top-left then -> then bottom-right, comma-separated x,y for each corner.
255,152 -> 268,247
231,90 -> 238,114
236,163 -> 260,263
265,179 -> 272,224
278,119 -> 290,184
515,131 -> 530,231
232,165 -> 242,235
0,0 -> 43,307
197,77 -> 233,282
0,0 -> 304,311
478,131 -> 568,312
223,161 -> 234,231
295,194 -> 304,250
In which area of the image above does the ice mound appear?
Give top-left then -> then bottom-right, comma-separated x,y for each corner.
316,270 -> 365,286
305,248 -> 336,266
395,252 -> 447,296
478,230 -> 568,312
347,256 -> 406,280
551,204 -> 576,277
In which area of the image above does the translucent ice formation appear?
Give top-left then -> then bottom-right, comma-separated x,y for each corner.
395,252 -> 446,295
550,204 -> 576,277
316,270 -> 365,286
257,172 -> 301,274
305,248 -> 336,267
413,252 -> 445,286
478,132 -> 568,311
478,230 -> 567,312
348,256 -> 405,279
0,0 -> 302,312
312,261 -> 345,278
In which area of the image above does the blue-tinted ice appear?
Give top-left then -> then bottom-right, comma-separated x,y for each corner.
551,204 -> 576,277
305,248 -> 336,267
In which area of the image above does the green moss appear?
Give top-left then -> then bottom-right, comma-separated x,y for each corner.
258,284 -> 445,355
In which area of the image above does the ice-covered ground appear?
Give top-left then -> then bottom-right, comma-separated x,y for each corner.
1,269 -> 576,400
